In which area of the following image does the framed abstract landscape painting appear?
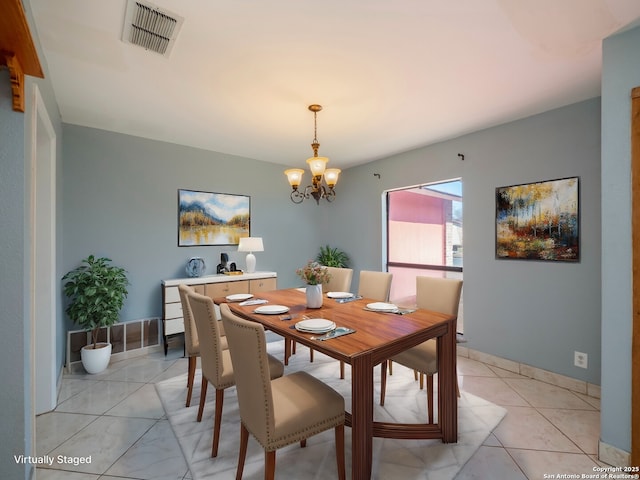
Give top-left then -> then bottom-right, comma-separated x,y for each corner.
495,177 -> 579,262
178,189 -> 250,246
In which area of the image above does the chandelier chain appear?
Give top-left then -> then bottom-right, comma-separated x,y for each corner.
313,111 -> 318,144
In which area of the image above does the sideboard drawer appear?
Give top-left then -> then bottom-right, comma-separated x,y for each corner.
165,317 -> 184,336
165,302 -> 183,319
165,285 -> 180,303
249,277 -> 277,293
205,280 -> 249,299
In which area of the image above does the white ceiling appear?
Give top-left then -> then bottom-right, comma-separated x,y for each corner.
28,0 -> 640,169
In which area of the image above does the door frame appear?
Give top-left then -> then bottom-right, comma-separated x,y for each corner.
30,83 -> 57,415
631,85 -> 639,467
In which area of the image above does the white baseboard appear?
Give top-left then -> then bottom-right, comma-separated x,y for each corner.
66,344 -> 163,374
457,345 -> 600,398
598,441 -> 631,467
66,317 -> 161,373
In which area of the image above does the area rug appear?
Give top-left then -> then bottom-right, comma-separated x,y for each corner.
155,338 -> 506,480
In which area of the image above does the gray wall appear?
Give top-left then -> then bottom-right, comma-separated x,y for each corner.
329,99 -> 602,386
0,1 -> 64,476
601,24 -> 640,455
63,100 -> 602,389
0,68 -> 31,480
61,125 -> 327,326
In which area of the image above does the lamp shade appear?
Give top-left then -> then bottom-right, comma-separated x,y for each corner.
306,157 -> 328,176
324,168 -> 341,187
237,237 -> 264,253
284,168 -> 304,188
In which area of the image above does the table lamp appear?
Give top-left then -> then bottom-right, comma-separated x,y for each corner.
237,237 -> 264,273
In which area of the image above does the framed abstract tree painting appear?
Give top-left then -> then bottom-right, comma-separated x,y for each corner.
495,177 -> 579,262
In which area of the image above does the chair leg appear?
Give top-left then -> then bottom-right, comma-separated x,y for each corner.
339,361 -> 345,379
414,369 -> 418,381
419,372 -> 424,390
236,423 -> 249,480
309,348 -> 314,362
197,377 -> 208,422
426,374 -> 434,424
212,388 -> 225,457
335,424 -> 346,480
300,439 -> 307,448
380,360 -> 387,406
389,360 -> 393,375
265,450 -> 276,480
186,356 -> 196,407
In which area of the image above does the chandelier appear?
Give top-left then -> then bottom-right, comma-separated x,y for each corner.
285,104 -> 341,204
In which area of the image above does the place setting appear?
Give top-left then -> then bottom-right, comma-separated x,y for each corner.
253,304 -> 289,314
225,293 -> 253,302
364,302 -> 399,313
364,302 -> 417,315
326,291 -> 363,303
224,293 -> 271,307
293,317 -> 355,341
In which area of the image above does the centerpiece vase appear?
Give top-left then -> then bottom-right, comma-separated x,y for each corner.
306,284 -> 323,308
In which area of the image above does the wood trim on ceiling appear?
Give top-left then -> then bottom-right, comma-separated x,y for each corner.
0,0 -> 43,112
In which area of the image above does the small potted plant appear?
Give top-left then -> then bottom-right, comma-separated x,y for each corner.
63,255 -> 129,374
316,245 -> 350,268
296,260 -> 331,308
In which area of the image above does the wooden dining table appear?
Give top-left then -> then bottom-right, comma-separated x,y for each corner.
218,288 -> 458,480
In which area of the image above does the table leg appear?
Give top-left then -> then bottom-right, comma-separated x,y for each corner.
284,338 -> 291,366
350,355 -> 374,480
437,320 -> 458,443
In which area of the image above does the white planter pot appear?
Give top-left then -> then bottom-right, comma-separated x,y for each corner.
305,284 -> 323,308
81,342 -> 112,374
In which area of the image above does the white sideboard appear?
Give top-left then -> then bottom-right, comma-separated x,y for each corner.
161,271 -> 277,354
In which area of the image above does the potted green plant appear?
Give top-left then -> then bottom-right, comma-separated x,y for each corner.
316,245 -> 350,268
63,255 -> 129,374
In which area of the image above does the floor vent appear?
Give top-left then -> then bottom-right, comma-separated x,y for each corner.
121,0 -> 184,57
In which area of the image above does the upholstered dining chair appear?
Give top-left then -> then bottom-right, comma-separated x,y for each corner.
323,266 -> 354,294
187,292 -> 285,457
177,284 -> 199,408
178,284 -> 228,407
380,276 -> 463,424
220,303 -> 346,480
358,270 -> 393,303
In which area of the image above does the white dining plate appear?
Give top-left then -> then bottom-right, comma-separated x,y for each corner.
295,318 -> 336,333
366,302 -> 398,312
327,291 -> 354,299
226,293 -> 253,302
254,305 -> 290,315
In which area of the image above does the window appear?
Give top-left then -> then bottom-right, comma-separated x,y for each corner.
386,179 -> 464,331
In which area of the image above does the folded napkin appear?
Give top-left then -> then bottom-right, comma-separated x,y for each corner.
363,307 -> 398,313
395,308 -> 417,315
335,295 -> 363,304
314,327 -> 356,341
239,299 -> 268,306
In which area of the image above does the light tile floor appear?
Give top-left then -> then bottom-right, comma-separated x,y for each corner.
36,344 -> 604,480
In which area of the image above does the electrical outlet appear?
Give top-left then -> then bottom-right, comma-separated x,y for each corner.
574,351 -> 588,369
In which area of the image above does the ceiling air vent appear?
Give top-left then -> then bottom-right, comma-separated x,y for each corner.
121,0 -> 184,57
